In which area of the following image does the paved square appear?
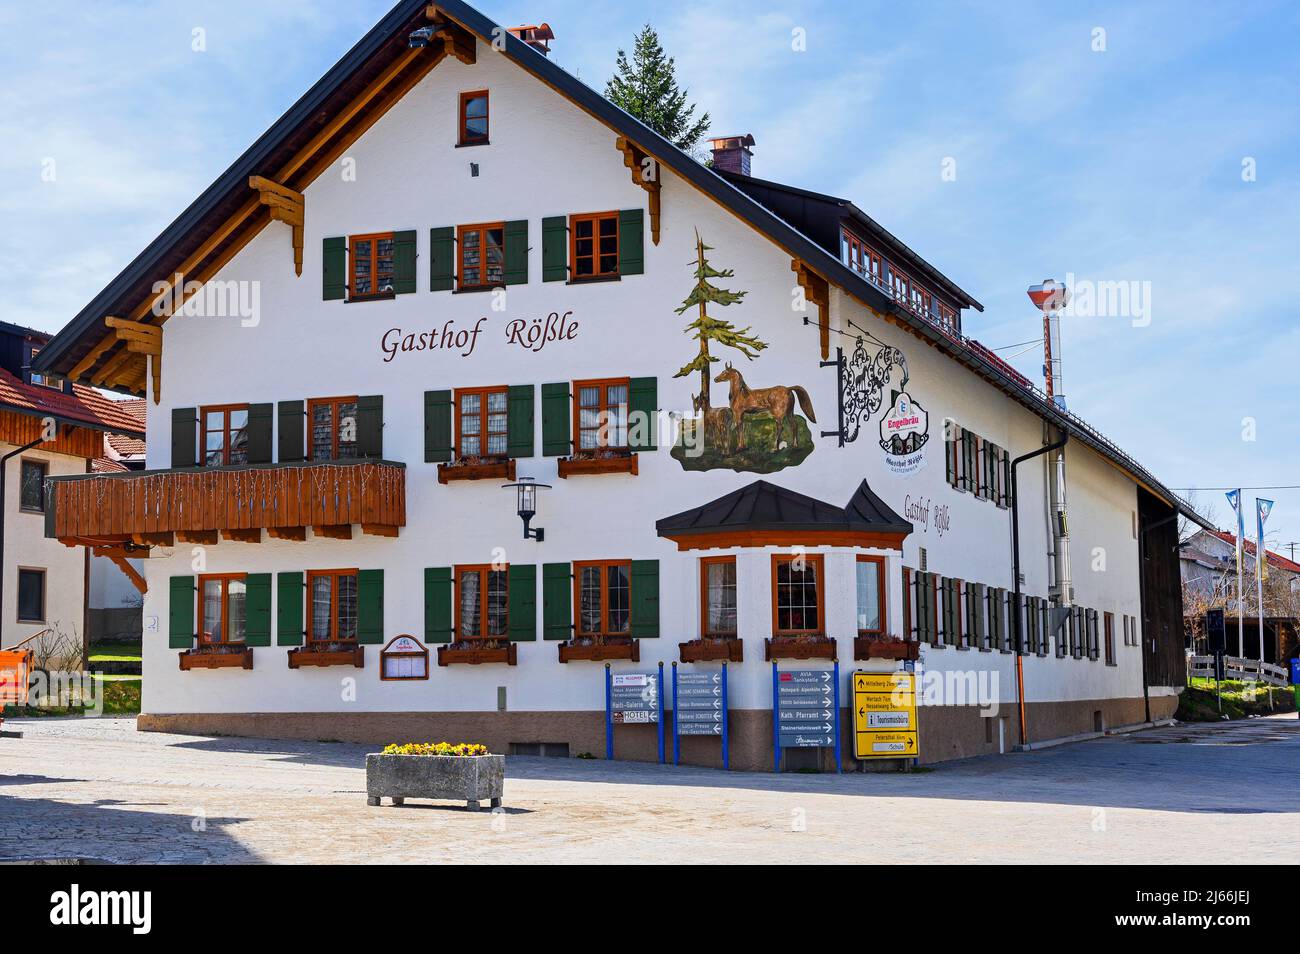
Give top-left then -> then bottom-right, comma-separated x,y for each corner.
1,716 -> 1296,863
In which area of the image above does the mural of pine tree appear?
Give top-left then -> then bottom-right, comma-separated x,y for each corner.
674,230 -> 766,408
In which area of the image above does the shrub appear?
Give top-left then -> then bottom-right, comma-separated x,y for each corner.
381,742 -> 489,757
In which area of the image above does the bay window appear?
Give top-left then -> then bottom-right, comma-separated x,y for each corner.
856,556 -> 886,636
700,556 -> 737,639
772,554 -> 824,635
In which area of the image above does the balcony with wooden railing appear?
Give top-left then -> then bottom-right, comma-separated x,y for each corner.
46,459 -> 406,552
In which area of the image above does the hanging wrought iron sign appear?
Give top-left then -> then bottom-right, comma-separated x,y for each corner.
818,331 -> 909,446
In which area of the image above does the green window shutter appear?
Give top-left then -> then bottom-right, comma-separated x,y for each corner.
357,569 -> 384,644
507,384 -> 534,458
916,572 -> 931,643
507,564 -> 537,642
246,403 -> 273,464
628,376 -> 658,451
392,229 -> 417,294
168,576 -> 195,649
541,382 -> 571,456
424,389 -> 453,462
244,573 -> 272,647
503,220 -> 529,285
973,583 -> 987,648
430,227 -> 455,291
278,401 -> 305,463
542,216 -> 567,282
618,208 -> 644,275
424,567 -> 453,644
277,572 -> 304,646
170,408 -> 197,468
356,395 -> 384,459
542,562 -> 572,640
323,236 -> 347,301
630,559 -> 660,638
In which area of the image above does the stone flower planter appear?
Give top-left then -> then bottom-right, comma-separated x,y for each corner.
365,753 -> 505,811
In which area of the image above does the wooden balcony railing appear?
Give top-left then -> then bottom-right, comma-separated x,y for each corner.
46,459 -> 406,546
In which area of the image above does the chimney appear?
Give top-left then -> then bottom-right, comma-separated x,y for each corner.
709,134 -> 755,176
507,23 -> 554,55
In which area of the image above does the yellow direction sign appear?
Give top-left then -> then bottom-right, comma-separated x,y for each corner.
852,671 -> 919,759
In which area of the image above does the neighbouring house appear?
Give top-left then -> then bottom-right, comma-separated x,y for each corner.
89,399 -> 147,641
32,1 -> 1206,769
1180,528 -> 1300,664
0,320 -> 146,653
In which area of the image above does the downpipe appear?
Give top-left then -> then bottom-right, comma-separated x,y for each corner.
1011,428 -> 1069,747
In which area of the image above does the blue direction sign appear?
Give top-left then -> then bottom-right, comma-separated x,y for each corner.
672,665 -> 731,769
776,669 -> 835,747
610,673 -> 658,724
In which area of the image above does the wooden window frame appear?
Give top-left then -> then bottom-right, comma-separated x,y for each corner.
700,555 -> 738,639
18,458 -> 47,514
569,211 -> 620,280
454,564 -> 509,641
348,231 -> 396,300
573,559 -> 633,640
458,90 -> 489,146
457,222 -> 506,291
197,573 -> 248,646
307,396 -> 359,461
200,403 -> 251,467
855,555 -> 887,637
28,347 -> 61,390
840,230 -> 884,286
16,566 -> 45,624
454,385 -> 510,461
572,377 -> 631,455
306,568 -> 360,645
771,553 -> 825,637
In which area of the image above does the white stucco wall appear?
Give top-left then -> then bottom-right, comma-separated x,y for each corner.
138,40 -> 1150,720
2,445 -> 86,649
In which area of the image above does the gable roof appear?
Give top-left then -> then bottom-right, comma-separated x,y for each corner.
0,368 -> 145,437
656,478 -> 912,541
1206,530 -> 1300,575
31,0 -> 1208,531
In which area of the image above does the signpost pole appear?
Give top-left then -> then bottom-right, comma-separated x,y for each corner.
657,661 -> 665,765
672,662 -> 680,765
721,662 -> 730,771
832,659 -> 842,774
604,663 -> 613,761
771,661 -> 780,773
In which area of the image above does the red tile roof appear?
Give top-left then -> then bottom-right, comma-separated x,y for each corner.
0,368 -> 145,436
1208,530 -> 1300,575
92,456 -> 128,473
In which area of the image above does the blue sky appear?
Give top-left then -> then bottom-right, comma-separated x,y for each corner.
1,0 -> 1297,550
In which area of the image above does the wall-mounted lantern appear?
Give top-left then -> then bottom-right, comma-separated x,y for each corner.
502,477 -> 550,542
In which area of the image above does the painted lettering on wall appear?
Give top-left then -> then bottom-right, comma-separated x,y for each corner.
905,494 -> 950,537
380,312 -> 578,363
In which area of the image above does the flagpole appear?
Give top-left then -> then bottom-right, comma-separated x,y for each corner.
1256,498 -> 1275,709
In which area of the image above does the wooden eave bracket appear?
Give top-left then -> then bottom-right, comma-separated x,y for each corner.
615,136 -> 662,245
425,6 -> 477,64
249,176 -> 304,277
792,259 -> 831,360
104,316 -> 162,404
91,547 -> 149,595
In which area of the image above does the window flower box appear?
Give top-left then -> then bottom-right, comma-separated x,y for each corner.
679,638 -> 743,663
366,749 -> 504,811
287,644 -> 364,669
764,635 -> 837,662
437,641 -> 518,666
437,457 -> 515,484
557,638 -> 640,663
557,451 -> 638,478
853,635 -> 920,662
179,645 -> 254,671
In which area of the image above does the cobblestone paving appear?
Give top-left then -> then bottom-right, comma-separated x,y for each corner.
1,716 -> 1297,863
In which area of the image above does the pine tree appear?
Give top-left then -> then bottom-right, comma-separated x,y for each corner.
605,25 -> 711,152
674,231 -> 766,407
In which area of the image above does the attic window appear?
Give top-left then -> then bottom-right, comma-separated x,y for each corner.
459,90 -> 489,145
28,348 -> 60,390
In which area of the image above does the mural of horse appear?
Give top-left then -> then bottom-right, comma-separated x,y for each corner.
713,362 -> 817,452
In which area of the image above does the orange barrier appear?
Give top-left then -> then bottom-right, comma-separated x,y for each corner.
0,648 -> 33,710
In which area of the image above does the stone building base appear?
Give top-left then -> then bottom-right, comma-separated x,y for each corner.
139,692 -> 1180,773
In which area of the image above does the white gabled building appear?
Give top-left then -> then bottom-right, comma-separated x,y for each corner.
34,1 -> 1203,769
